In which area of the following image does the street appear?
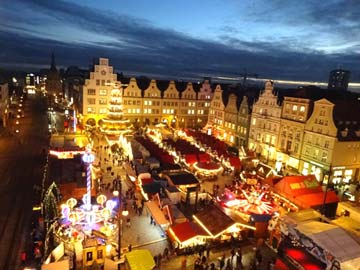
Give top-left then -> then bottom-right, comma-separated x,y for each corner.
0,94 -> 49,270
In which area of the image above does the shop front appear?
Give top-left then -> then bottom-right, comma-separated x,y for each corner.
300,160 -> 329,182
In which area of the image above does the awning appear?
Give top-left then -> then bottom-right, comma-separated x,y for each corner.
168,221 -> 209,244
229,157 -> 241,169
125,250 -> 156,270
145,201 -> 169,226
296,191 -> 339,207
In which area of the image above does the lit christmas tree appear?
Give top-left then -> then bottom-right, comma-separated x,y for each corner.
99,82 -> 133,135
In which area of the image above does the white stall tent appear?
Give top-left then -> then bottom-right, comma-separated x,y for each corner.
296,221 -> 360,270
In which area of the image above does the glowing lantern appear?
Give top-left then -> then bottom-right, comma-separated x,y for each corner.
101,208 -> 111,221
97,194 -> 107,207
66,198 -> 77,210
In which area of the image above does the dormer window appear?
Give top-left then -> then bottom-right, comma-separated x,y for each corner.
341,128 -> 349,137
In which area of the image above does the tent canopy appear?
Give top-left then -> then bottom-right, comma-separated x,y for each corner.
125,250 -> 156,270
169,221 -> 209,243
296,221 -> 360,264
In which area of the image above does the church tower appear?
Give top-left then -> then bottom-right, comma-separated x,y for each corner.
46,53 -> 63,97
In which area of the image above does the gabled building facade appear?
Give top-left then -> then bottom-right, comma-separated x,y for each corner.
278,96 -> 312,171
223,93 -> 238,146
123,77 -> 143,126
207,85 -> 225,137
248,81 -> 281,161
196,79 -> 212,128
162,81 -> 179,127
82,58 -> 118,126
300,98 -> 360,183
236,96 -> 250,147
179,82 -> 197,128
143,79 -> 162,125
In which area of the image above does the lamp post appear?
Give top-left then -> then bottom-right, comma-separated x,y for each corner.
321,166 -> 332,217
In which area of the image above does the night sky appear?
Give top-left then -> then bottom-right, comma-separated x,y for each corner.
1,0 -> 360,82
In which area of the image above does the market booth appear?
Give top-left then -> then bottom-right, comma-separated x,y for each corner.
274,175 -> 339,218
192,204 -> 254,242
280,216 -> 360,270
125,249 -> 156,270
167,221 -> 209,250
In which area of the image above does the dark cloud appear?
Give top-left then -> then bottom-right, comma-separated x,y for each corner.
0,0 -> 359,82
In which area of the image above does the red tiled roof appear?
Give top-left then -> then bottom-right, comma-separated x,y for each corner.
170,221 -> 208,243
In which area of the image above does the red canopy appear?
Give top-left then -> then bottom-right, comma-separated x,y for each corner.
274,175 -> 322,197
185,154 -> 198,165
169,221 -> 208,243
296,191 -> 339,207
229,157 -> 241,169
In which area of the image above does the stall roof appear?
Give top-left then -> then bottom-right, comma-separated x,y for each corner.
255,163 -> 275,178
166,171 -> 199,186
125,250 -> 156,270
274,175 -> 322,197
142,182 -> 161,194
193,204 -> 235,238
169,221 -> 209,243
296,221 -> 360,264
145,201 -> 169,226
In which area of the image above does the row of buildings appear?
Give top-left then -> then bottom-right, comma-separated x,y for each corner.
34,57 -> 360,185
80,58 -> 360,185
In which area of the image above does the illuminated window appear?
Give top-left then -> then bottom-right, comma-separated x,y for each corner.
252,118 -> 256,125
300,106 -> 305,112
99,89 -> 107,96
99,108 -> 107,114
99,99 -> 107,105
87,107 -> 95,113
292,105 -> 297,111
96,80 -> 100,86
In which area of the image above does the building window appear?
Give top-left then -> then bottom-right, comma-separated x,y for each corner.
87,89 -> 96,95
99,98 -> 107,105
99,89 -> 107,96
96,80 -> 100,86
252,118 -> 256,125
292,105 -> 298,111
321,151 -> 327,162
87,107 -> 95,113
101,80 -> 105,86
300,106 -> 305,112
99,108 -> 107,114
87,98 -> 96,104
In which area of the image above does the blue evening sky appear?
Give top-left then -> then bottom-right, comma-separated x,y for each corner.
1,0 -> 360,82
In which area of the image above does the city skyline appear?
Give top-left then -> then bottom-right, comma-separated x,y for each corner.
1,0 -> 360,83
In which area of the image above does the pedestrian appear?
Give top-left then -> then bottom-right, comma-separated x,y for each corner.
163,247 -> 169,260
150,216 -> 153,225
206,246 -> 210,258
219,253 -> 225,269
126,218 -> 131,228
225,258 -> 232,270
128,244 -> 132,252
255,248 -> 262,265
157,253 -> 162,268
210,263 -> 215,270
20,250 -> 26,265
181,257 -> 187,270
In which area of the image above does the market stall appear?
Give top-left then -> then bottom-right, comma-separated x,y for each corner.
280,218 -> 360,270
274,175 -> 339,217
167,221 -> 209,250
